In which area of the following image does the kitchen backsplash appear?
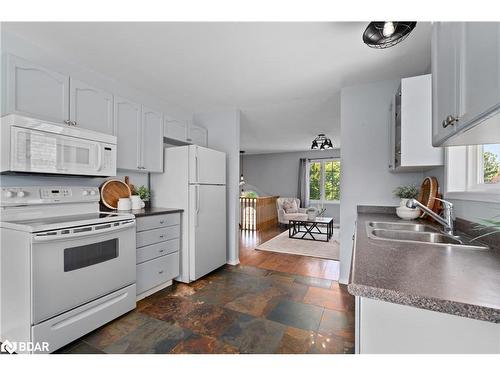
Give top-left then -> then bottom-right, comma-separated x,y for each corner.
0,170 -> 148,189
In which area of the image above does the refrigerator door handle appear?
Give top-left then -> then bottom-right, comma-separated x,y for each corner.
195,185 -> 200,227
195,154 -> 199,183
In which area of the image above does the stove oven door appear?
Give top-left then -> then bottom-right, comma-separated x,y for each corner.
31,220 -> 136,324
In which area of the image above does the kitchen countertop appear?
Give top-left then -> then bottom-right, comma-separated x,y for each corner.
347,206 -> 500,323
102,206 -> 183,217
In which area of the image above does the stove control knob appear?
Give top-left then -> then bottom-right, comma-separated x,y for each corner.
82,190 -> 89,196
90,190 -> 97,196
17,191 -> 26,198
5,190 -> 14,198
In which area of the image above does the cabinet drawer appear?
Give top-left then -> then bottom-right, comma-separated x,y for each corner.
136,252 -> 179,295
136,213 -> 180,232
136,238 -> 180,264
136,225 -> 179,248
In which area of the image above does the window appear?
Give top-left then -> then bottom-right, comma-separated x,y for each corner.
480,144 -> 500,184
309,159 -> 341,202
445,144 -> 500,202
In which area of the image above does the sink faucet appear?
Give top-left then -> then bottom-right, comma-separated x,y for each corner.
406,198 -> 455,236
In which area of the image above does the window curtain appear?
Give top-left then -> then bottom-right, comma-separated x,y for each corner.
298,158 -> 310,208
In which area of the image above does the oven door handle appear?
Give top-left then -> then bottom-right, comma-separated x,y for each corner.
32,220 -> 135,242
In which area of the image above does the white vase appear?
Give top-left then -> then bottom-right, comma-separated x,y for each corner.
396,198 -> 420,220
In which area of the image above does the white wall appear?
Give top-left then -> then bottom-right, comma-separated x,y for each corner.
241,149 -> 341,221
193,109 -> 241,265
339,80 -> 424,284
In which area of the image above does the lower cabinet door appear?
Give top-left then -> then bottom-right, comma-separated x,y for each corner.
136,252 -> 180,295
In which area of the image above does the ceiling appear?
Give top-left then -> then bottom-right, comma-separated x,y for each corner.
3,22 -> 432,153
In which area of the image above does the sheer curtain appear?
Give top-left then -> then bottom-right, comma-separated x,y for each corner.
298,158 -> 310,208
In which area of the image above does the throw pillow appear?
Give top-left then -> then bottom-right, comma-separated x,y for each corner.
282,199 -> 298,214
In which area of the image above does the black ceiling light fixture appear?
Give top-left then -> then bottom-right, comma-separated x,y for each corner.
239,150 -> 246,186
311,134 -> 333,151
363,22 -> 417,49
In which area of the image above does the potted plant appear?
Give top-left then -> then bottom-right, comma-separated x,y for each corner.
393,184 -> 420,220
136,185 -> 151,208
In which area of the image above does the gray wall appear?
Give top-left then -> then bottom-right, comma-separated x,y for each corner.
339,80 -> 425,284
241,149 -> 341,221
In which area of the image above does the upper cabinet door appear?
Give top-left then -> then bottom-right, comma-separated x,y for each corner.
459,23 -> 500,126
188,122 -> 208,147
164,119 -> 188,142
5,54 -> 69,124
431,23 -> 461,146
432,22 -> 500,146
69,78 -> 113,134
141,106 -> 164,173
114,97 -> 141,171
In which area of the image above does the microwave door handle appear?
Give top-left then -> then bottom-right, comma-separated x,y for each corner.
32,220 -> 135,242
96,144 -> 103,172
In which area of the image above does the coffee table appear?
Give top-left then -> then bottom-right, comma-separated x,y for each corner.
288,217 -> 334,242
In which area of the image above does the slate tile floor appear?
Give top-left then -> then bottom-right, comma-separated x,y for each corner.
57,264 -> 355,354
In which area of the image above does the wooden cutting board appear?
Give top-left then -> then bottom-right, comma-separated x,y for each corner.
417,176 -> 439,219
100,179 -> 131,209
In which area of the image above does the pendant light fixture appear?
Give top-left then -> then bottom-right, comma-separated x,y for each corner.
239,150 -> 246,187
363,22 -> 417,49
311,134 -> 334,150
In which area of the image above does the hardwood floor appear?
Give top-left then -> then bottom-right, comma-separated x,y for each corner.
239,226 -> 340,280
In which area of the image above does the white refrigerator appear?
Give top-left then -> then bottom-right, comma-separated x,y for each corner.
151,145 -> 226,282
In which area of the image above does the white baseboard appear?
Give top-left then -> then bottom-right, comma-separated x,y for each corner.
136,280 -> 173,301
226,258 -> 240,266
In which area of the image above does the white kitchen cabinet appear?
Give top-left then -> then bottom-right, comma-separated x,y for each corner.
114,96 -> 141,171
431,23 -> 461,146
114,99 -> 164,173
356,297 -> 500,354
432,22 -> 500,146
164,118 -> 188,142
141,106 -> 164,172
4,54 -> 70,124
188,121 -> 208,147
69,78 -> 113,134
135,213 -> 181,299
389,74 -> 443,172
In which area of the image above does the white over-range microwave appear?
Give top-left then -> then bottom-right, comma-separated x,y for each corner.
1,114 -> 117,177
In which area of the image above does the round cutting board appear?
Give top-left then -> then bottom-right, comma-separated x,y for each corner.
100,179 -> 131,209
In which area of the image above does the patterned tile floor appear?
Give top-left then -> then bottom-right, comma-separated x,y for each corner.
56,227 -> 354,354
57,265 -> 354,354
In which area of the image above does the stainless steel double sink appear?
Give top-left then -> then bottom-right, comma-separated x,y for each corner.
366,221 -> 488,250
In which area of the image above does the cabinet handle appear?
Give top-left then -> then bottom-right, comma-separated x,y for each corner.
159,220 -> 165,224
159,249 -> 165,253
159,235 -> 165,238
158,270 -> 164,274
442,115 -> 459,128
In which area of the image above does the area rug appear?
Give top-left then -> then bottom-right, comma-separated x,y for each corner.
256,228 -> 340,260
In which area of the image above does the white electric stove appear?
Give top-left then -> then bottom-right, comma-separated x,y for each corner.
0,186 -> 137,354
